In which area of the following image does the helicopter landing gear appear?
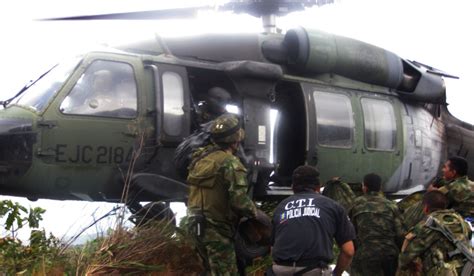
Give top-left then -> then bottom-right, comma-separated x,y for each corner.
127,201 -> 176,226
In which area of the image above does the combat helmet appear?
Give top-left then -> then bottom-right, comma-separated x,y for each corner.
206,87 -> 231,115
210,113 -> 244,143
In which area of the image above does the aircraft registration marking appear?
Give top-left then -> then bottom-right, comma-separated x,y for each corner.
55,144 -> 133,164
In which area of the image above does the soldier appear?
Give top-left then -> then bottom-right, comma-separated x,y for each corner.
195,86 -> 232,125
398,190 -> 472,275
349,173 -> 406,276
429,156 -> 474,218
403,156 -> 474,230
271,165 -> 356,276
175,87 -> 233,177
186,113 -> 258,275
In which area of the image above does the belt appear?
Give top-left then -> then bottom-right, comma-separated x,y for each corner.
274,258 -> 328,268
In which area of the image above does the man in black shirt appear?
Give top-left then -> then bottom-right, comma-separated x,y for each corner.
272,166 -> 356,276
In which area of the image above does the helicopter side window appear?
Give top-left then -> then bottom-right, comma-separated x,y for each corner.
60,60 -> 137,119
361,98 -> 396,151
314,91 -> 354,148
162,71 -> 185,136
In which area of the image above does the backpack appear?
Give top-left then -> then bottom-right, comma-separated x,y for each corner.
426,248 -> 460,276
174,121 -> 213,178
425,215 -> 474,276
322,178 -> 355,211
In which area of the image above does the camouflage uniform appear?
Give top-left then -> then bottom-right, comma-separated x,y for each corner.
322,178 -> 356,212
349,191 -> 406,276
185,114 -> 257,276
402,176 -> 474,231
402,201 -> 425,232
439,176 -> 474,218
398,209 -> 472,275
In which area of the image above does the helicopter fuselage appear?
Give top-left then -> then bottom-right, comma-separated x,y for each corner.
0,29 -> 473,203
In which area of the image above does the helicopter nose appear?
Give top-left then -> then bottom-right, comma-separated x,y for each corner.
0,117 -> 35,191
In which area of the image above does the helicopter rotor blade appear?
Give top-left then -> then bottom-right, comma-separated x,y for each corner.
38,7 -> 208,21
39,1 -> 336,21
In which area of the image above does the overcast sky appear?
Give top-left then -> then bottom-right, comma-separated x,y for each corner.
0,0 -> 473,240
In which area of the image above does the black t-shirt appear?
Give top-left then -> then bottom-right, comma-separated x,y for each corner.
272,191 -> 356,263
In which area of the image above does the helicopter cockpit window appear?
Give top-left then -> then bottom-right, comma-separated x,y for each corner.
361,98 -> 397,151
60,60 -> 137,119
162,71 -> 185,136
13,59 -> 79,112
314,91 -> 354,148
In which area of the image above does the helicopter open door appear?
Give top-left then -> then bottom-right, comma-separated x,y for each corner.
145,63 -> 188,182
270,81 -> 307,188
151,64 -> 191,145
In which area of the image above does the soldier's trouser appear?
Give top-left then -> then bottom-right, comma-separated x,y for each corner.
272,264 -> 332,276
351,256 -> 398,276
196,225 -> 238,276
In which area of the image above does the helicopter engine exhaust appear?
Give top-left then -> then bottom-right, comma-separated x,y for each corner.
283,27 -> 404,89
260,27 -> 446,103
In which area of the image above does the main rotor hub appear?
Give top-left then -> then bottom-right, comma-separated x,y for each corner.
222,0 -> 333,33
222,0 -> 331,17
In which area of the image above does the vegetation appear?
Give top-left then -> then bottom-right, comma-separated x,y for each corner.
0,199 -> 66,275
0,199 -> 205,275
0,198 -> 279,275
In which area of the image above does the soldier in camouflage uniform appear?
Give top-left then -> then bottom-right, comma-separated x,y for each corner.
186,113 -> 258,275
402,156 -> 474,231
195,87 -> 232,125
401,201 -> 425,233
349,173 -> 406,276
398,190 -> 472,275
428,156 -> 473,217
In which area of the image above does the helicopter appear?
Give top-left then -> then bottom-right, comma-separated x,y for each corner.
0,0 -> 473,209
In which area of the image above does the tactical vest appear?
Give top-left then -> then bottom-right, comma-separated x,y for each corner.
187,150 -> 242,224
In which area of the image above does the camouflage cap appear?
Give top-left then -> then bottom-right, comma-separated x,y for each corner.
210,113 -> 245,143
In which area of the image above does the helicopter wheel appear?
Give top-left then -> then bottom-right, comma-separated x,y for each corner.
127,201 -> 176,226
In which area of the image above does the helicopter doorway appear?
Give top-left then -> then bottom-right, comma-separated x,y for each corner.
272,81 -> 307,186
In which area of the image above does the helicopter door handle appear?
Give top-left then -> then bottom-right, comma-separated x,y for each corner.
37,120 -> 57,128
37,148 -> 56,157
122,131 -> 139,137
